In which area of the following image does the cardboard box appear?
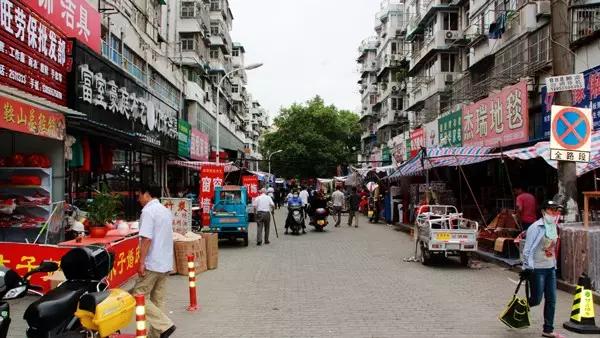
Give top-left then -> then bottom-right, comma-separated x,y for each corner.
174,238 -> 207,275
200,233 -> 219,270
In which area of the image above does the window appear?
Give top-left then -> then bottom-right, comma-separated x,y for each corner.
210,23 -> 220,36
391,42 -> 398,54
391,97 -> 403,110
370,95 -> 377,105
209,47 -> 220,59
441,53 -> 457,72
123,45 -> 146,82
109,34 -> 122,65
180,33 -> 195,51
232,49 -> 240,57
442,12 -> 459,30
232,84 -> 239,93
181,2 -> 195,17
210,0 -> 220,11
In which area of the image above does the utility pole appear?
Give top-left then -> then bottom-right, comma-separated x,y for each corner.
551,0 -> 578,221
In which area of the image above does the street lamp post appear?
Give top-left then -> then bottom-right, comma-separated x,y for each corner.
268,149 -> 283,185
215,63 -> 263,163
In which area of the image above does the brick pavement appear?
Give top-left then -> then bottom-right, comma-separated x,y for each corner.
7,209 -> 600,337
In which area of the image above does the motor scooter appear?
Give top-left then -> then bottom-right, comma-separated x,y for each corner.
286,204 -> 305,235
23,246 -> 135,338
311,208 -> 329,232
0,261 -> 58,338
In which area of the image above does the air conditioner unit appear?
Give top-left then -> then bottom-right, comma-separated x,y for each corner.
391,86 -> 399,92
536,1 -> 551,17
444,30 -> 460,40
445,73 -> 454,83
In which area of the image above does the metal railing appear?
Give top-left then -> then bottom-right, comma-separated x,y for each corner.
571,5 -> 600,43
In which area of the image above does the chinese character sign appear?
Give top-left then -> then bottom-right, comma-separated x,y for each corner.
190,128 -> 209,161
462,80 -> 529,147
23,0 -> 101,53
423,120 -> 439,148
161,198 -> 192,234
178,120 -> 191,158
438,109 -> 463,147
199,164 -> 225,226
0,93 -> 65,139
242,175 -> 259,199
410,128 -> 424,158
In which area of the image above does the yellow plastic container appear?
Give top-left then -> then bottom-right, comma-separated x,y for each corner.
75,288 -> 135,337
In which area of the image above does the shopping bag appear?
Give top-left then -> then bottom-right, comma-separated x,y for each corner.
499,278 -> 531,329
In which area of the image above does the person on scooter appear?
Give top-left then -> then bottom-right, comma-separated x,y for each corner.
285,190 -> 305,234
309,191 -> 328,224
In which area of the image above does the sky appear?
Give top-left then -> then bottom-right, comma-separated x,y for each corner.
229,0 -> 381,119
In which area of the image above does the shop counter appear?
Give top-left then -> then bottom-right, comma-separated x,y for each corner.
0,233 -> 140,293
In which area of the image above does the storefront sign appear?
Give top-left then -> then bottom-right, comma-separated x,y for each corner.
545,74 -> 585,93
105,236 -> 140,289
463,80 -> 529,147
23,0 -> 101,53
0,94 -> 65,140
0,0 -> 71,104
199,164 -> 224,226
410,128 -> 424,157
382,145 -> 391,165
242,175 -> 259,199
550,105 -> 591,162
405,138 -> 411,160
161,198 -> 192,234
392,133 -> 405,164
423,120 -> 439,148
178,120 -> 191,158
71,42 -> 178,152
190,128 -> 209,161
542,65 -> 600,132
438,109 -> 462,147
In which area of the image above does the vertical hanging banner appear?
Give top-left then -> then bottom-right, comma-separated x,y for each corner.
242,175 -> 259,199
410,128 -> 424,158
199,164 -> 224,226
161,198 -> 192,234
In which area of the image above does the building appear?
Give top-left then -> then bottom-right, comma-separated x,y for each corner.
358,0 -> 410,165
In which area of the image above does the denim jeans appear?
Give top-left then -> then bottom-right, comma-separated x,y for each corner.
528,268 -> 557,333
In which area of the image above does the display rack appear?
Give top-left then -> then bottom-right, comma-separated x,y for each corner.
0,167 -> 53,228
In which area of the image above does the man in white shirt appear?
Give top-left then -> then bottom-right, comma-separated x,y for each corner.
331,186 -> 346,227
134,184 -> 176,338
299,187 -> 310,217
253,188 -> 275,245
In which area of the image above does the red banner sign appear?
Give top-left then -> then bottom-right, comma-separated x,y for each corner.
0,0 -> 71,104
0,94 -> 65,139
23,0 -> 101,53
199,164 -> 224,226
190,128 -> 209,161
410,128 -> 424,157
242,175 -> 259,199
0,237 -> 139,293
462,80 -> 529,147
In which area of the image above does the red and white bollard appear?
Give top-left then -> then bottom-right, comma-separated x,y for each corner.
135,294 -> 147,338
187,254 -> 199,311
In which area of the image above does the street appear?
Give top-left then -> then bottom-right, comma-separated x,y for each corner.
7,210 -> 599,338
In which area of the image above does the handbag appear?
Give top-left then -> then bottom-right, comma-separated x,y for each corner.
499,278 -> 531,329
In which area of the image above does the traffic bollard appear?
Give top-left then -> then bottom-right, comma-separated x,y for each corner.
135,294 -> 147,338
187,254 -> 199,311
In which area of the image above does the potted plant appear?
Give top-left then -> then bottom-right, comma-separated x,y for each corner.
86,184 -> 122,238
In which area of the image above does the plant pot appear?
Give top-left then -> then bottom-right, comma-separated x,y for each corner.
89,226 -> 108,238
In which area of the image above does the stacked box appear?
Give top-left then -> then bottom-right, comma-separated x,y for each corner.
200,233 -> 219,270
173,238 -> 207,275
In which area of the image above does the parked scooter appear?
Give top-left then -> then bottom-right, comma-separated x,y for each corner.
311,208 -> 329,232
0,261 -> 58,338
368,196 -> 378,223
286,204 -> 305,235
22,246 -> 135,338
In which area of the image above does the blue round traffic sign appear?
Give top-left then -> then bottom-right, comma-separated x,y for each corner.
552,108 -> 591,150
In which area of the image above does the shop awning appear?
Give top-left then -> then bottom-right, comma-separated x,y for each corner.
0,84 -> 85,118
167,160 -> 239,172
247,170 -> 274,181
351,164 -> 397,177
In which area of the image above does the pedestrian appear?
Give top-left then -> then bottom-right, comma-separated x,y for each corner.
253,188 -> 275,245
134,184 -> 176,338
514,185 -> 538,231
521,200 -> 565,338
347,187 -> 360,228
331,185 -> 345,227
299,186 -> 310,218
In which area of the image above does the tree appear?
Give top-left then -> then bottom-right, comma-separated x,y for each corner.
260,96 -> 361,178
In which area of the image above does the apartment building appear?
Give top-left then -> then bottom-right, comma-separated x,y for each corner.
358,0 -> 410,165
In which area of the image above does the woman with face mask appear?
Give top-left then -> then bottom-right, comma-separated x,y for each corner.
521,200 -> 564,338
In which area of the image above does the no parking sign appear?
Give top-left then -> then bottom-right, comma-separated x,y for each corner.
550,105 -> 592,162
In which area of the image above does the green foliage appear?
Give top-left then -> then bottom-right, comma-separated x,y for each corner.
260,96 -> 361,178
86,183 -> 122,226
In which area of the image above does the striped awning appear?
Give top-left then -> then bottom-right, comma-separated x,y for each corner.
167,161 -> 239,172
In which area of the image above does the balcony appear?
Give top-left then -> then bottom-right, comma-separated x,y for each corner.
571,5 -> 600,46
409,72 -> 458,108
410,29 -> 463,71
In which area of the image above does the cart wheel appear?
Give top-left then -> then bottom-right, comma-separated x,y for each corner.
243,234 -> 249,247
420,242 -> 432,266
460,252 -> 469,266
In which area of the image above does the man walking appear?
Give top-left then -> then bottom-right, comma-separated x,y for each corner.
135,184 -> 176,338
331,185 -> 345,227
253,188 -> 274,245
347,187 -> 360,228
514,185 -> 537,231
299,186 -> 310,219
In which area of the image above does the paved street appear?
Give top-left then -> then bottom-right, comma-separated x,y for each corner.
7,209 -> 600,337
